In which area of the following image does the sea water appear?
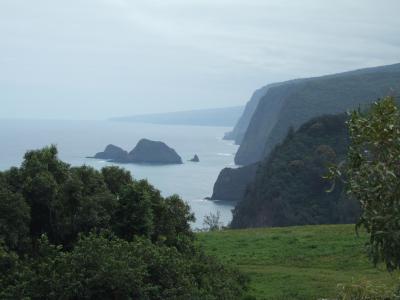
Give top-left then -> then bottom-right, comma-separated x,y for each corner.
0,119 -> 238,228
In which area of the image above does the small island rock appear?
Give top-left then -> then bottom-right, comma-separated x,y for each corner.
94,144 -> 129,162
189,154 -> 200,162
91,139 -> 183,165
128,139 -> 183,164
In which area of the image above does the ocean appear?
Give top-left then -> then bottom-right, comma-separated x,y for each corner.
0,119 -> 238,228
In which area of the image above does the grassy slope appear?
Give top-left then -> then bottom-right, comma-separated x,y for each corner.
197,224 -> 398,299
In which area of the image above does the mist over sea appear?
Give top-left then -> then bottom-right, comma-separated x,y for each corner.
0,119 -> 238,228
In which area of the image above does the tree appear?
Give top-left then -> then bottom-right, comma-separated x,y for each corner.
20,146 -> 69,241
113,182 -> 154,240
331,96 -> 400,271
1,233 -> 248,300
101,166 -> 133,195
0,184 -> 30,252
0,146 -> 248,299
152,194 -> 195,252
203,211 -> 222,231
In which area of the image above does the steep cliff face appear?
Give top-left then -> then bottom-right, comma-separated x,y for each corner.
235,63 -> 400,165
234,82 -> 298,165
231,114 -> 360,228
223,85 -> 271,144
210,163 -> 258,202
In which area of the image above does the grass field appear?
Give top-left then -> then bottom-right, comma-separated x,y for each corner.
196,224 -> 399,299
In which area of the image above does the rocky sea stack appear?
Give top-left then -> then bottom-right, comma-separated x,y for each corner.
93,144 -> 129,162
189,154 -> 200,162
91,139 -> 183,165
129,139 -> 183,164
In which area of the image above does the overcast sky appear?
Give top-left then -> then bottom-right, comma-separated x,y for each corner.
1,0 -> 400,119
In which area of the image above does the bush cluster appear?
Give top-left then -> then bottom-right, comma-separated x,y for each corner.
0,145 -> 247,299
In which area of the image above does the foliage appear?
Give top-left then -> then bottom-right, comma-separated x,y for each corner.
113,181 -> 154,240
101,165 -> 132,195
0,182 -> 30,252
330,97 -> 400,272
197,224 -> 399,300
0,146 -> 247,299
203,211 -> 222,231
231,114 -> 360,228
1,233 -> 248,300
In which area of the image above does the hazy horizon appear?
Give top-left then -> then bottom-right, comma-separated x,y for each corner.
1,0 -> 400,120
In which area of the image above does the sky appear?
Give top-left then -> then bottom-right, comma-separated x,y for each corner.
1,0 -> 400,120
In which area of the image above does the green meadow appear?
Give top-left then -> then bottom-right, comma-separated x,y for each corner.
197,224 -> 399,299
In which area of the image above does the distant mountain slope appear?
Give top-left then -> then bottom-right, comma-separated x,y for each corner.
223,85 -> 272,144
231,114 -> 360,228
224,80 -> 303,145
111,106 -> 244,127
235,63 -> 400,165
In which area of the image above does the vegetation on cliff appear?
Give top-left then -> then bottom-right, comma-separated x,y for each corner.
231,114 -> 360,228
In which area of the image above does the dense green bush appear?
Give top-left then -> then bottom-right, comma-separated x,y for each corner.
0,146 -> 247,299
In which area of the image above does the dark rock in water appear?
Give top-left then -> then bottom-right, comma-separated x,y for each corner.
189,154 -> 200,162
94,144 -> 129,162
91,140 -> 183,165
128,139 -> 182,164
210,163 -> 258,202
